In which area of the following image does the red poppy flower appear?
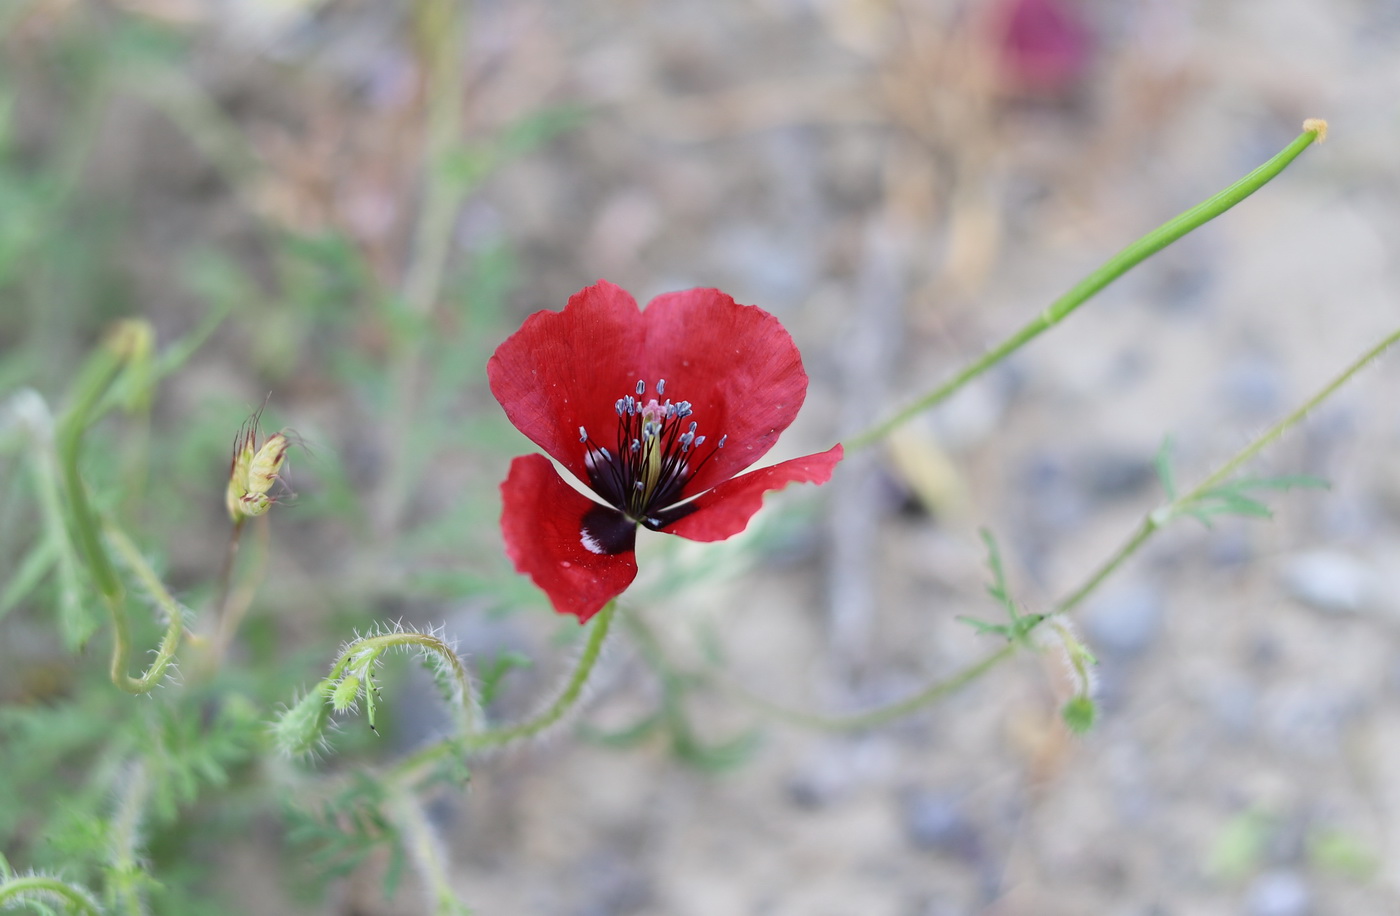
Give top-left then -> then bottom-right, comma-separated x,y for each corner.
489,281 -> 843,622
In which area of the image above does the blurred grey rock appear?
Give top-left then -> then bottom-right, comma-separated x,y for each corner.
1079,450 -> 1156,501
1018,453 -> 1089,531
1220,355 -> 1283,418
1246,870 -> 1312,916
1204,676 -> 1259,741
899,789 -> 980,861
786,739 -> 894,809
1206,528 -> 1254,569
1084,582 -> 1164,658
1279,550 -> 1376,615
1265,685 -> 1353,758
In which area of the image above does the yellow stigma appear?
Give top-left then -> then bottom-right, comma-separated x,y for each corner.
639,404 -> 664,507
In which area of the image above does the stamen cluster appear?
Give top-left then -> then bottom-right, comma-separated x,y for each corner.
579,379 -> 726,524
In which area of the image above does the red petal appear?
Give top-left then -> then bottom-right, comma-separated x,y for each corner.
488,281 -> 649,486
639,289 -> 810,496
489,283 -> 813,503
663,444 -> 843,542
500,454 -> 638,622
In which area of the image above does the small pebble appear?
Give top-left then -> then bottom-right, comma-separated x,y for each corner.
900,789 -> 980,861
1246,869 -> 1312,916
1078,450 -> 1155,501
1220,355 -> 1283,418
1279,550 -> 1374,615
1084,582 -> 1164,658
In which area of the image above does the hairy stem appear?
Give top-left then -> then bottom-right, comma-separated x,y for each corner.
846,121 -> 1327,451
103,522 -> 184,693
107,761 -> 150,916
330,630 -> 479,736
0,876 -> 100,915
464,602 -> 617,750
393,602 -> 617,781
387,786 -> 468,915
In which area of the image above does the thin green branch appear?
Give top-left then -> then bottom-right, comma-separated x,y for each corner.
846,121 -> 1328,451
722,644 -> 1015,731
387,786 -> 470,915
104,522 -> 184,693
1056,324 -> 1400,616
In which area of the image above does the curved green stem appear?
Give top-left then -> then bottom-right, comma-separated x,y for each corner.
0,876 -> 100,915
847,121 -> 1327,452
58,341 -> 126,601
104,523 -> 184,693
1056,324 -> 1400,616
392,601 -> 618,780
465,601 -> 616,750
330,630 -> 478,736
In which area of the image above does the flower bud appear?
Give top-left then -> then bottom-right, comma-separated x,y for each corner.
331,674 -> 362,713
271,682 -> 333,757
226,413 -> 291,522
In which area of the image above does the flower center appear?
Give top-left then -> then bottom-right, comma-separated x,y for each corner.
580,378 -> 727,528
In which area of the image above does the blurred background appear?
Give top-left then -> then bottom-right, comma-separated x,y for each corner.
2,0 -> 1400,913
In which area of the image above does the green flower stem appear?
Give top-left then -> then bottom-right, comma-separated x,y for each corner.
387,786 -> 469,915
846,121 -> 1327,452
103,522 -> 184,693
210,517 -> 247,657
58,339 -> 127,601
392,601 -> 617,780
723,643 -> 1015,732
1056,324 -> 1400,616
464,600 -> 616,750
0,876 -> 100,915
108,762 -> 150,916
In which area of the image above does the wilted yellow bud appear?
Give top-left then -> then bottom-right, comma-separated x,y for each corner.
105,319 -> 154,361
226,411 -> 292,522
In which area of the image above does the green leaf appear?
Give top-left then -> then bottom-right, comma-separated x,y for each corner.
477,651 -> 533,707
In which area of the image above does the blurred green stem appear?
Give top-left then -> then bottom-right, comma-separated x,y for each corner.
846,121 -> 1327,451
107,761 -> 150,916
377,0 -> 469,536
59,322 -> 182,693
104,522 -> 184,692
387,786 -> 469,915
0,876 -> 99,915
